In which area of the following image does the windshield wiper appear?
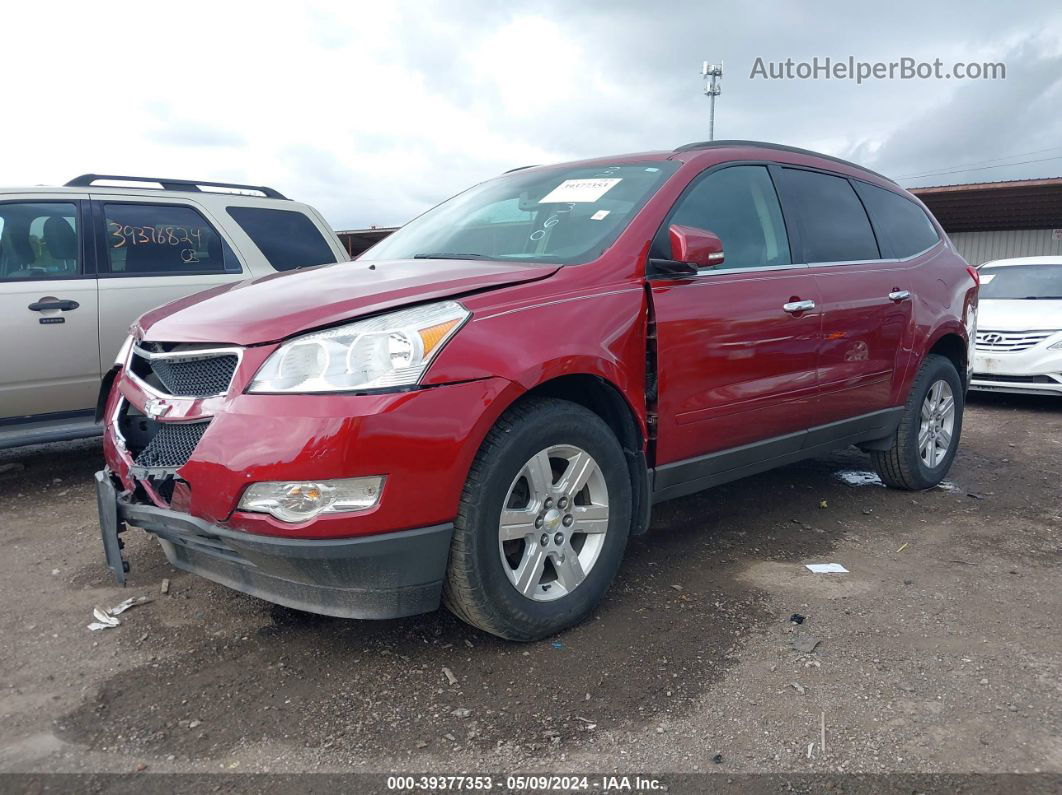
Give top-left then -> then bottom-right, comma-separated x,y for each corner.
412,252 -> 491,260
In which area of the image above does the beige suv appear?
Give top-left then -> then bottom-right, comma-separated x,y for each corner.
0,175 -> 348,448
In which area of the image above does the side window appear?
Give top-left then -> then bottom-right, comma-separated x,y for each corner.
778,169 -> 880,263
0,202 -> 80,281
655,165 -> 791,269
226,206 -> 337,271
854,182 -> 940,258
101,203 -> 239,275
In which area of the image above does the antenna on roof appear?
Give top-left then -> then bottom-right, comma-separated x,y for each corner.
701,61 -> 723,141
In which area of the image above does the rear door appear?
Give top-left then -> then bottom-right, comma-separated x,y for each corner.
650,164 -> 821,476
775,168 -> 920,425
0,196 -> 100,420
92,197 -> 247,365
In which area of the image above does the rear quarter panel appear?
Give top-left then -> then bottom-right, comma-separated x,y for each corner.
898,242 -> 977,398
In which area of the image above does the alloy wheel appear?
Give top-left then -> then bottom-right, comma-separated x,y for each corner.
919,379 -> 956,468
497,444 -> 610,602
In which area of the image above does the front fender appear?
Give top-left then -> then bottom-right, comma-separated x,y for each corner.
424,284 -> 649,428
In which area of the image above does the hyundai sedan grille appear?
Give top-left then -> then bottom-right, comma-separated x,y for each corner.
974,330 -> 1055,353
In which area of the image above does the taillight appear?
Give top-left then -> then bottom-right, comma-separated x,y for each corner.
966,265 -> 980,286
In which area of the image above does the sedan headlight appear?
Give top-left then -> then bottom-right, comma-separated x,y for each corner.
1049,337 -> 1062,350
248,301 -> 469,393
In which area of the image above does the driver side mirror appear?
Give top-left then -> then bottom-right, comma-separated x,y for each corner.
669,224 -> 724,268
648,225 -> 725,279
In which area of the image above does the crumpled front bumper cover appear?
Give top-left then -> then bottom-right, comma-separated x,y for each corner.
95,471 -> 453,619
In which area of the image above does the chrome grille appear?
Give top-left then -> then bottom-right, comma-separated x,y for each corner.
131,344 -> 239,397
974,330 -> 1054,353
134,421 -> 210,469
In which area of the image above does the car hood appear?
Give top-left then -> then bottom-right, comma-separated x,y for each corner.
137,258 -> 560,345
977,298 -> 1062,331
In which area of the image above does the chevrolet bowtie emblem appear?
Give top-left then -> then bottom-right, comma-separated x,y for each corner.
144,398 -> 171,419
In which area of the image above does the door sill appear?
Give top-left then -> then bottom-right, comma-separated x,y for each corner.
0,411 -> 100,450
651,407 -> 903,503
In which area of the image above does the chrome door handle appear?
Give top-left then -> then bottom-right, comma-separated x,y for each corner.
888,289 -> 911,302
783,299 -> 816,314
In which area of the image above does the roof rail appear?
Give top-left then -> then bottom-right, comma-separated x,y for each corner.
64,174 -> 289,200
504,164 -> 539,173
672,140 -> 894,184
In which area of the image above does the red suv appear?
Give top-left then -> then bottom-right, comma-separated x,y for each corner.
96,141 -> 978,640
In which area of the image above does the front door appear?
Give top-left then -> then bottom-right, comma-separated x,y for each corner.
0,197 -> 100,421
650,164 -> 821,481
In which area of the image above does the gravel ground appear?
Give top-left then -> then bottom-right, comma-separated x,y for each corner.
0,392 -> 1059,783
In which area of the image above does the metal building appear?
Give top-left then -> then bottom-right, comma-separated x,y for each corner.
335,226 -> 399,258
911,178 -> 1062,266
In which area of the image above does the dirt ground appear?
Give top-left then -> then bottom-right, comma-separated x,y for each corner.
0,391 -> 1059,783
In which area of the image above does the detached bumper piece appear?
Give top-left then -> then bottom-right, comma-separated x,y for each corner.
95,471 -> 453,619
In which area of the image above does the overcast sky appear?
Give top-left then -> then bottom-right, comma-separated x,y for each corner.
5,1 -> 1061,229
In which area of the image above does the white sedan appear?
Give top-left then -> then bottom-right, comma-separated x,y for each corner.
971,256 -> 1062,396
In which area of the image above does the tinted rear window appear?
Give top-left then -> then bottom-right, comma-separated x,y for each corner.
854,182 -> 939,258
778,168 -> 879,263
226,207 -> 337,271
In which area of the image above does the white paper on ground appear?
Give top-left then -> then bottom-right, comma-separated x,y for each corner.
591,209 -> 610,220
539,178 -> 621,204
805,563 -> 849,573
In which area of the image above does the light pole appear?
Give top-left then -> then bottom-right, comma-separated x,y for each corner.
702,61 -> 723,141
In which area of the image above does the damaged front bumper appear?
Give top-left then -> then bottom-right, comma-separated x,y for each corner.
95,470 -> 453,619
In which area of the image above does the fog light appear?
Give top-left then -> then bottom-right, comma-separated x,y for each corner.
238,476 -> 384,523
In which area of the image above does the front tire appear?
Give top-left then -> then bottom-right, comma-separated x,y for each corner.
871,354 -> 964,490
443,397 -> 632,641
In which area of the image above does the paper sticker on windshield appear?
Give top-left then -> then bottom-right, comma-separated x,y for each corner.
979,274 -> 995,283
591,210 -> 610,220
539,178 -> 621,204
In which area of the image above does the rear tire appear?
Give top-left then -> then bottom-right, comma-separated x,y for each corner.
443,397 -> 632,641
871,354 -> 964,490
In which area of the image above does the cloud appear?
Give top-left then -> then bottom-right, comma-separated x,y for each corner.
1,0 -> 1060,229
847,40 -> 1062,185
148,123 -> 247,149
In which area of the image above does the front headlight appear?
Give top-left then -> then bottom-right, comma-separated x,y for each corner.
1049,337 -> 1062,350
248,301 -> 469,393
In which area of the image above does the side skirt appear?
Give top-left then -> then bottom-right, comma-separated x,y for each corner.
650,407 -> 903,504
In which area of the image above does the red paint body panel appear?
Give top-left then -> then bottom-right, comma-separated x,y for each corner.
103,373 -> 521,538
650,268 -> 822,462
101,142 -> 975,548
136,258 -> 560,345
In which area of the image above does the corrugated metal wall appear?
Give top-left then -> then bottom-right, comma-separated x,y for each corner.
950,228 -> 1062,266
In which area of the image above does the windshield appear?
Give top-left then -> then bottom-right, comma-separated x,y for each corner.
980,264 -> 1062,299
364,162 -> 678,265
